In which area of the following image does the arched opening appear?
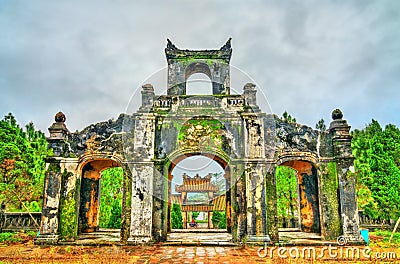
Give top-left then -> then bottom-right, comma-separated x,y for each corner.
275,166 -> 300,229
168,155 -> 230,233
185,73 -> 213,95
276,160 -> 321,234
78,159 -> 123,239
98,167 -> 123,229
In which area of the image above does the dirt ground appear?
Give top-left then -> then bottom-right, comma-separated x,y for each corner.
0,241 -> 399,264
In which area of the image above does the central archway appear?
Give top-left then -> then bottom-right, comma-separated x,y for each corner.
167,153 -> 232,234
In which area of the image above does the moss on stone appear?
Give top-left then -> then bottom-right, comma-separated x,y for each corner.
59,170 -> 77,241
320,162 -> 341,240
265,172 -> 279,241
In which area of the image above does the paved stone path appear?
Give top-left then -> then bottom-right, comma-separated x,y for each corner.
0,244 -> 277,263
1,243 -> 389,263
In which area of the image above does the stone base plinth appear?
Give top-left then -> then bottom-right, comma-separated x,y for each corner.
127,236 -> 152,245
34,234 -> 59,245
246,235 -> 271,243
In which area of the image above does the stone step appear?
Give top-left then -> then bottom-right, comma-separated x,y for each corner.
166,232 -> 234,246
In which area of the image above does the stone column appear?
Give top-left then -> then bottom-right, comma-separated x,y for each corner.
127,163 -> 154,244
120,163 -> 132,243
35,160 -> 63,244
242,83 -> 260,112
319,161 -> 341,240
140,84 -> 155,111
152,161 -> 167,242
329,109 -> 361,242
127,114 -> 156,244
241,113 -> 270,242
35,112 -> 69,244
244,163 -> 271,243
230,161 -> 246,242
265,166 -> 278,241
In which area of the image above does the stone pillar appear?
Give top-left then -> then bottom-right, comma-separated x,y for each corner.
329,109 -> 361,242
241,113 -> 270,242
35,161 -> 63,244
127,163 -> 154,244
230,161 -> 246,242
225,172 -> 232,233
242,83 -> 260,112
120,163 -> 132,243
244,163 -> 271,243
140,84 -> 155,111
36,112 -> 69,244
265,166 -> 278,241
127,114 -> 156,244
152,161 -> 167,242
319,161 -> 341,240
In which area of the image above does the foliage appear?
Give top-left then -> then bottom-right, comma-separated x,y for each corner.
107,198 -> 122,228
0,232 -> 22,243
352,120 -> 400,220
171,203 -> 183,229
315,118 -> 326,131
370,230 -> 400,248
59,171 -> 77,240
218,211 -> 226,229
282,111 -> 297,123
99,167 -> 123,228
0,231 -> 36,245
191,211 -> 199,220
211,210 -> 226,229
276,166 -> 298,227
0,113 -> 47,211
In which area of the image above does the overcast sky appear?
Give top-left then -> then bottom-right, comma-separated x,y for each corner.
1,0 -> 399,134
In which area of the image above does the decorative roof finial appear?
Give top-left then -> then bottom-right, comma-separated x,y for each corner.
332,109 -> 343,120
55,112 -> 66,123
220,38 -> 232,51
166,38 -> 178,51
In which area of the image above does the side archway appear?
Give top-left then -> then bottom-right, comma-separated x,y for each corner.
275,156 -> 321,234
77,157 -> 122,233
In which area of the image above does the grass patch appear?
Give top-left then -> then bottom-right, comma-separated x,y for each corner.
0,231 -> 37,245
370,229 -> 400,248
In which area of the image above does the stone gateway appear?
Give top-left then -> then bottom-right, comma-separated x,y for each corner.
36,40 -> 362,245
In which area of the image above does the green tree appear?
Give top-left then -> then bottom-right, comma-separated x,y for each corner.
218,212 -> 226,229
107,198 -> 122,229
276,166 -> 298,227
191,211 -> 199,220
99,167 -> 123,228
315,118 -> 326,131
212,210 -> 224,228
0,113 -> 47,211
171,203 -> 183,229
282,111 -> 297,123
352,120 -> 400,219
